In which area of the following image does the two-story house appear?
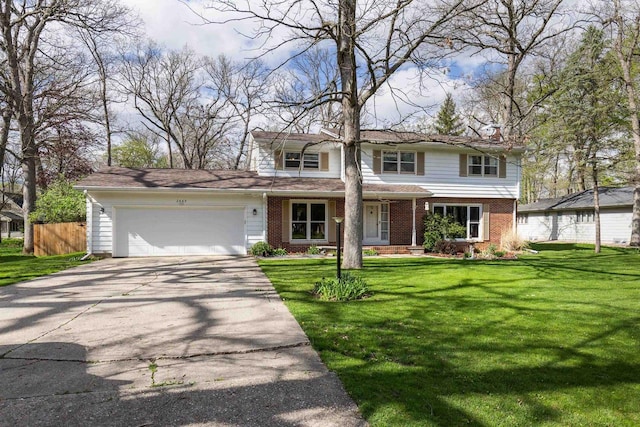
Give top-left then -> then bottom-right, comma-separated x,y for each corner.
76,129 -> 522,257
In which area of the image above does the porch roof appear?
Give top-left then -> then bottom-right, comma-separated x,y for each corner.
75,167 -> 432,199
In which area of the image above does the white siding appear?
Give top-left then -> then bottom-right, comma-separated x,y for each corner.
360,145 -> 520,199
518,208 -> 633,244
254,142 -> 342,178
87,191 -> 264,255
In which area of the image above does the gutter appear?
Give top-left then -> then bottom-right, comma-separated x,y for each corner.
75,186 -> 432,199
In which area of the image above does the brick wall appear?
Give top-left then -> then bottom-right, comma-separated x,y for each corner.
267,196 -> 344,253
266,196 -> 515,252
426,197 -> 515,249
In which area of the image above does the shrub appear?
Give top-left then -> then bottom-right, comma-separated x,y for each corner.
250,241 -> 273,257
363,248 -> 378,256
313,272 -> 370,301
494,250 -> 506,258
423,212 -> 466,251
29,177 -> 86,223
434,239 -> 458,255
272,247 -> 288,256
500,228 -> 527,251
307,245 -> 321,255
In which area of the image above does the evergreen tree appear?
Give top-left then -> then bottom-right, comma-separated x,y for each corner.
432,93 -> 465,136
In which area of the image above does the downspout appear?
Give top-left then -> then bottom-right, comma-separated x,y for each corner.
262,192 -> 267,241
412,198 -> 417,246
81,190 -> 93,260
513,200 -> 517,233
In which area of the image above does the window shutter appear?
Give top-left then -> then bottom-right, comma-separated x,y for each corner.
328,200 -> 336,242
459,154 -> 467,177
483,203 -> 491,241
320,152 -> 329,171
417,152 -> 425,176
499,155 -> 507,178
281,200 -> 290,243
373,150 -> 382,174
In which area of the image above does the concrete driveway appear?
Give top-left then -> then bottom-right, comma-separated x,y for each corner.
0,256 -> 365,426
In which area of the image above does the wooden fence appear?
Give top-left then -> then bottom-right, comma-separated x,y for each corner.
34,222 -> 86,257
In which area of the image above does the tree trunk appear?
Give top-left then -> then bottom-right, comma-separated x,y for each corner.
338,0 -> 363,269
612,1 -> 640,246
21,133 -> 37,254
592,165 -> 601,253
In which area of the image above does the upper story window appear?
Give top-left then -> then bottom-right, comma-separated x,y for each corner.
576,210 -> 594,223
469,155 -> 498,177
285,152 -> 320,170
383,151 -> 415,174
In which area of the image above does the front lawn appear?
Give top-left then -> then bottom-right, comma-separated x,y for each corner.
0,238 -> 90,286
259,244 -> 640,426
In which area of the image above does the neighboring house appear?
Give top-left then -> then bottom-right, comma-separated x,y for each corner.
517,187 -> 634,244
0,192 -> 24,238
75,129 -> 523,257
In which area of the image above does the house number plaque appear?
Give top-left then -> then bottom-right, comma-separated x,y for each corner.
177,199 -> 187,205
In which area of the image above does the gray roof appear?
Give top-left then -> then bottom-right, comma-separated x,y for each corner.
519,187 -> 634,213
0,211 -> 22,221
251,129 -> 524,152
76,167 -> 431,198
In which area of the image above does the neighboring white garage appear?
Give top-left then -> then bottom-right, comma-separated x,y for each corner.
114,207 -> 246,257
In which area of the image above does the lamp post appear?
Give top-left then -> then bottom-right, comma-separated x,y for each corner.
333,216 -> 344,279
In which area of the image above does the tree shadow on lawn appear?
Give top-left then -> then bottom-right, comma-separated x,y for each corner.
336,358 -> 639,426
294,276 -> 640,425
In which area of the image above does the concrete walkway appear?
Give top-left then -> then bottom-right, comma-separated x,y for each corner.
0,256 -> 365,426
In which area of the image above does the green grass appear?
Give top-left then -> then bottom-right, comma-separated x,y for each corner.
0,238 -> 91,286
259,243 -> 640,426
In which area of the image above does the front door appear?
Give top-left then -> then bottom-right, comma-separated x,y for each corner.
363,203 -> 389,245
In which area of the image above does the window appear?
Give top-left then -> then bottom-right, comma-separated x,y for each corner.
576,210 -> 594,223
285,152 -> 319,170
433,204 -> 482,239
383,151 -> 415,174
517,213 -> 528,225
291,202 -> 327,241
468,155 -> 498,177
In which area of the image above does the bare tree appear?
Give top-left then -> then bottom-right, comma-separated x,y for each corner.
205,55 -> 270,169
452,0 -> 571,142
120,43 -> 231,169
270,47 -> 342,133
0,0 -> 134,253
196,0 -> 481,268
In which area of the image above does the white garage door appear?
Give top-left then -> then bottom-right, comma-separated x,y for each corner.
114,207 -> 246,257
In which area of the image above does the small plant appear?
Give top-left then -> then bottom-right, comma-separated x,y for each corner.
434,239 -> 458,255
423,212 -> 466,252
363,248 -> 378,256
313,272 -> 370,301
494,250 -> 505,258
250,241 -> 273,257
500,228 -> 527,251
463,251 -> 472,259
307,245 -> 321,255
272,247 -> 288,256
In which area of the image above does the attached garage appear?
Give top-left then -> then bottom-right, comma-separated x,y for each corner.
113,206 -> 246,257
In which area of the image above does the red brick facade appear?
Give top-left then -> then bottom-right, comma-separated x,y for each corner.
267,196 -> 515,253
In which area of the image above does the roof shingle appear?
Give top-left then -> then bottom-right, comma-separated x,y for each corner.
76,167 -> 431,197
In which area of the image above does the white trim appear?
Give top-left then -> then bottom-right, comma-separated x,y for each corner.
412,198 -> 417,246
